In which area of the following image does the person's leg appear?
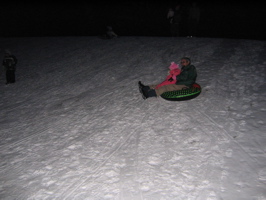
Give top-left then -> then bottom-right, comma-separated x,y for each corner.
155,84 -> 188,96
139,82 -> 150,91
140,82 -> 188,99
139,82 -> 157,99
10,71 -> 15,83
6,71 -> 9,84
6,71 -> 12,84
143,86 -> 156,98
139,81 -> 153,99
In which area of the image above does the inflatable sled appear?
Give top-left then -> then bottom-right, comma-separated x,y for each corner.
160,83 -> 201,101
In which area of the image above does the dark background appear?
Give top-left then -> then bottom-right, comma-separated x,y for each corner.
1,0 -> 266,40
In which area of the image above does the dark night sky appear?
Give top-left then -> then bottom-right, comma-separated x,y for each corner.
1,0 -> 266,40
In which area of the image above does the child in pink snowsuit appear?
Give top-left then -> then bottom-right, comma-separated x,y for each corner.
155,62 -> 181,89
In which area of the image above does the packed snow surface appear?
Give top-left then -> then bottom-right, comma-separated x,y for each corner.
0,36 -> 265,200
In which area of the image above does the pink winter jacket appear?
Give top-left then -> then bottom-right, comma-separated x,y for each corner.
155,62 -> 181,89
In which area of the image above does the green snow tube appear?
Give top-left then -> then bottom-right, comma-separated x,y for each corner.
161,83 -> 201,101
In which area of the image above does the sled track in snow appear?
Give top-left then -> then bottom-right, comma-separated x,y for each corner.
1,86 -> 148,199
0,49 -> 142,150
1,44 -> 147,199
62,124 -> 143,200
0,90 -> 107,150
191,40 -> 263,172
61,98 -> 150,200
194,106 -> 260,166
47,56 -> 147,199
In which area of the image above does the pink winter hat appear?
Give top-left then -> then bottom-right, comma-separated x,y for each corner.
169,62 -> 179,70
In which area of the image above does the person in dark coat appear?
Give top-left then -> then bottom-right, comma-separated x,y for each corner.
139,57 -> 197,99
169,5 -> 183,37
3,50 -> 17,84
187,1 -> 201,37
173,5 -> 183,36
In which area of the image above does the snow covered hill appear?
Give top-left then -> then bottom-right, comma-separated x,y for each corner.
0,36 -> 265,199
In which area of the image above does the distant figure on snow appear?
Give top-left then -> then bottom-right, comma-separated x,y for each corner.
106,26 -> 118,39
139,57 -> 197,99
187,1 -> 200,37
2,50 -> 17,84
167,5 -> 183,37
167,7 -> 175,24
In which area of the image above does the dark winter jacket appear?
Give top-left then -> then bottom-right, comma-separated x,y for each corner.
173,10 -> 182,24
3,55 -> 17,71
175,64 -> 197,87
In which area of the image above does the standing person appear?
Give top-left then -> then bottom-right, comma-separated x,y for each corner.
187,1 -> 200,37
3,50 -> 17,84
171,4 -> 183,37
167,7 -> 175,35
138,57 -> 197,99
167,5 -> 182,37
